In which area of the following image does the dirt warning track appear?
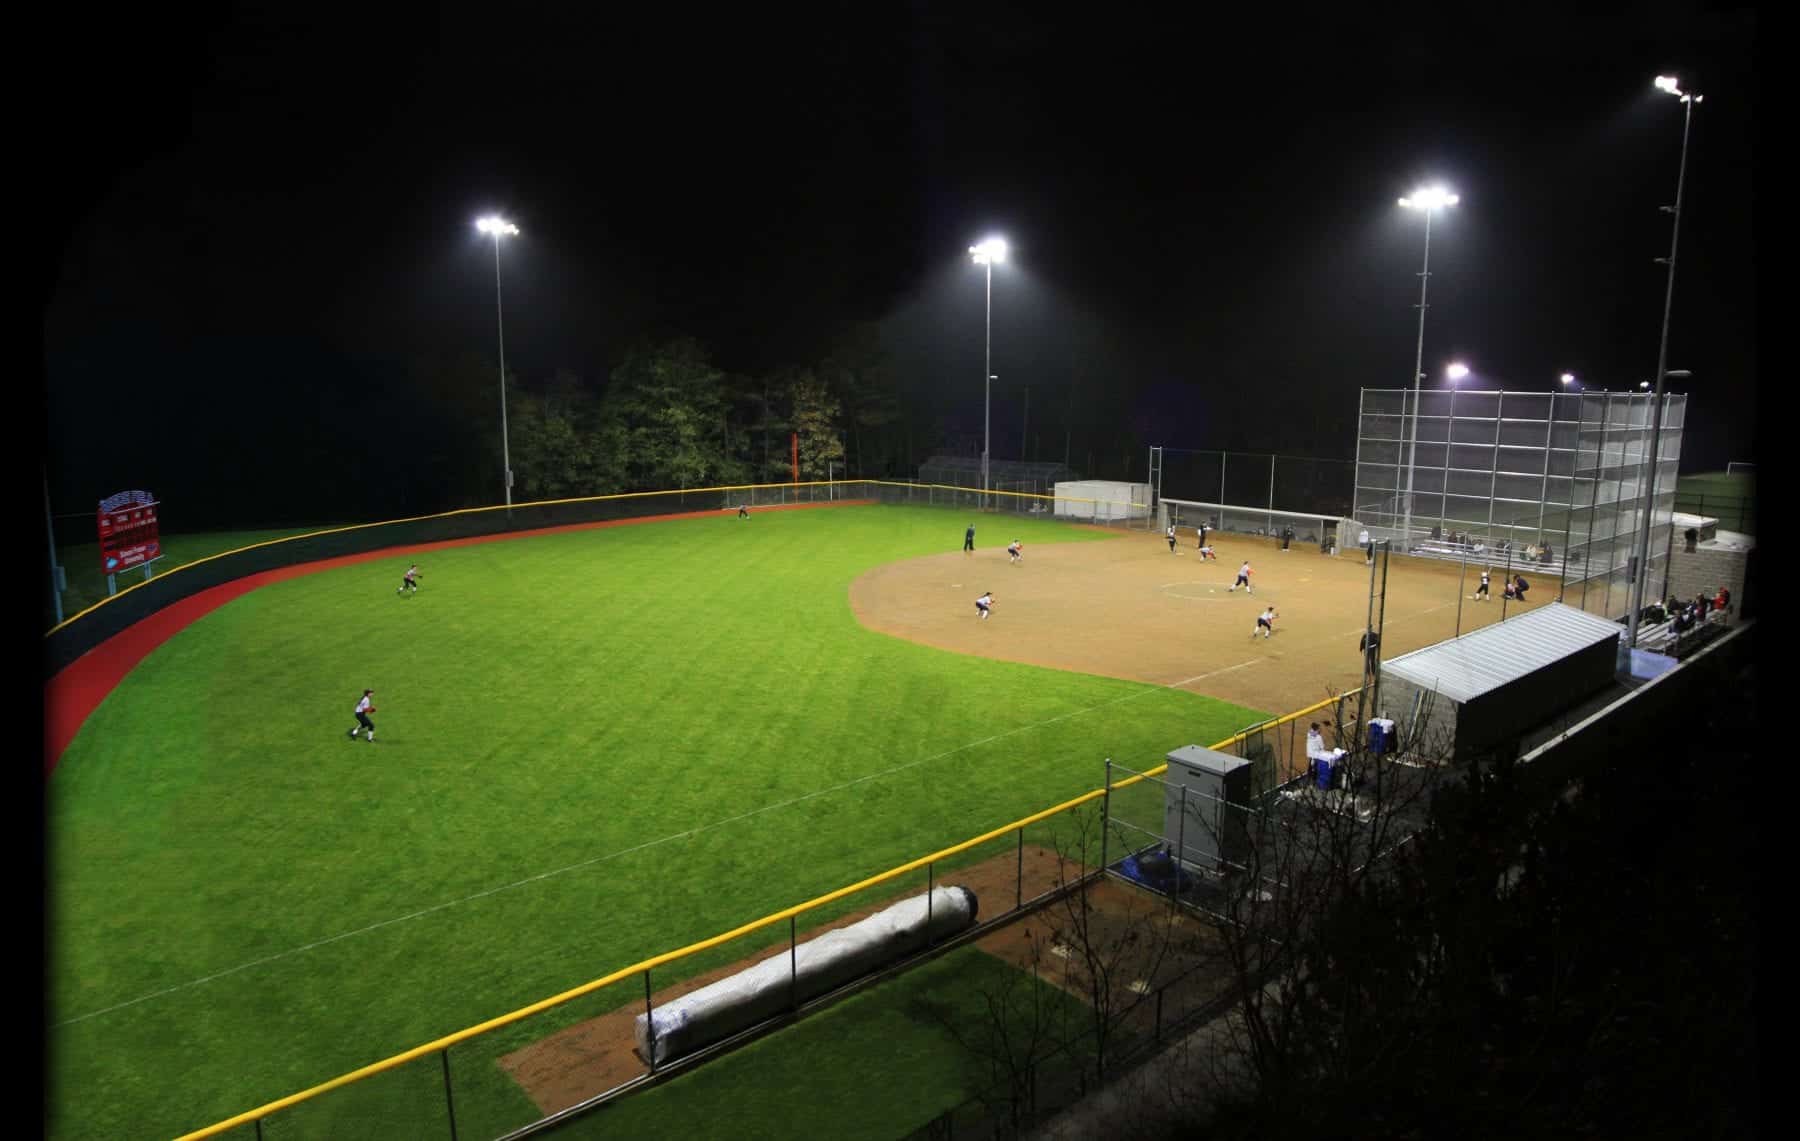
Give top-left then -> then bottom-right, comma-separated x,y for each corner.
850,532 -> 1556,716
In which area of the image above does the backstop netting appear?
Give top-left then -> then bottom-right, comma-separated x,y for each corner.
1351,388 -> 1685,619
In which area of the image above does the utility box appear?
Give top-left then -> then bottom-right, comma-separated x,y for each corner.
1163,745 -> 1253,874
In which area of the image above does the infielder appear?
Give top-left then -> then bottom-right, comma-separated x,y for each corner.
975,591 -> 994,620
1229,560 -> 1253,593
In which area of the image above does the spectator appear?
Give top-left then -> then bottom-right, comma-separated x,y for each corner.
1359,629 -> 1381,675
1540,542 -> 1553,563
1715,586 -> 1731,614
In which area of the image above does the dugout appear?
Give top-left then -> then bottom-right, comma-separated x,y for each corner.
1376,602 -> 1625,762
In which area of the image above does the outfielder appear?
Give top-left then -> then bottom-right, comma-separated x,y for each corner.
348,689 -> 378,742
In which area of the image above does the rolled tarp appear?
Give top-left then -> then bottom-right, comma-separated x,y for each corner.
634,885 -> 978,1065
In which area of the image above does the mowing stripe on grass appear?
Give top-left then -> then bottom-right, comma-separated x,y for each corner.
56,674 -> 1177,1029
43,499 -> 874,775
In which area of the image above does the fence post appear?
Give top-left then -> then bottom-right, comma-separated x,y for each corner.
1100,759 -> 1112,872
440,1049 -> 459,1141
643,970 -> 657,1074
1155,988 -> 1165,1042
1176,785 -> 1187,884
789,915 -> 799,1011
1016,827 -> 1024,911
926,861 -> 935,945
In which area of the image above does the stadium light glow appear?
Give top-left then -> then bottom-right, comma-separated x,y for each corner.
969,237 -> 1007,265
1398,187 -> 1459,211
1446,362 -> 1470,381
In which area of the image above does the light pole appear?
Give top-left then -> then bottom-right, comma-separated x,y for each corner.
1625,75 -> 1702,652
1397,187 -> 1459,546
1560,371 -> 1580,392
476,215 -> 520,507
970,237 -> 1007,504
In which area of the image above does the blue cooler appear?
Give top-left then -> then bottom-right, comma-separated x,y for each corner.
1313,756 -> 1333,789
1368,719 -> 1396,754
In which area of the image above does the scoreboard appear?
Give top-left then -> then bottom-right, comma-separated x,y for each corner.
98,490 -> 162,574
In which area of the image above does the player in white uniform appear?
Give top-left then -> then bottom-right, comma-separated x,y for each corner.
1472,569 -> 1490,601
397,564 -> 421,595
1254,606 -> 1277,639
975,591 -> 994,620
1007,540 -> 1022,564
1229,561 -> 1253,593
348,689 -> 377,742
1166,524 -> 1178,553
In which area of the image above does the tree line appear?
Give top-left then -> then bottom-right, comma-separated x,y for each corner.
377,323 -> 912,517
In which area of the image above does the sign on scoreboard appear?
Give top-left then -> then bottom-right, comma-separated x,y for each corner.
98,490 -> 162,575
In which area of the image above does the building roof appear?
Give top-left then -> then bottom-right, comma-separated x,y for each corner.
1380,602 -> 1623,705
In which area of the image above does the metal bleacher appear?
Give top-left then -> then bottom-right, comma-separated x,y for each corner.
1405,537 -> 1571,582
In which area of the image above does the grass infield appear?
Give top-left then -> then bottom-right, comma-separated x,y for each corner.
47,504 -> 1262,1140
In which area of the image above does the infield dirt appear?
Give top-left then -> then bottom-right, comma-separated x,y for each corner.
849,530 -> 1570,718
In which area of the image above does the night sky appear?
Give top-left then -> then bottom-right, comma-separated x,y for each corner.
37,5 -> 1762,521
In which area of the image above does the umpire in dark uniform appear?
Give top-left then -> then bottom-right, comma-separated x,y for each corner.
1359,629 -> 1381,676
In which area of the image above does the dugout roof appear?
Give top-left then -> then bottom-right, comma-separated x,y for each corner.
1380,602 -> 1624,705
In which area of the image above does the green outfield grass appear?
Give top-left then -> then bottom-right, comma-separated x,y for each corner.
51,525 -> 346,629
48,504 -> 1263,1141
1675,471 -> 1756,532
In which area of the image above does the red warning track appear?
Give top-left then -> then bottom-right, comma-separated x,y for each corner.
44,500 -> 874,778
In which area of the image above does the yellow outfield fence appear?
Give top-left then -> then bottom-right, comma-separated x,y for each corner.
176,691 -> 1343,1141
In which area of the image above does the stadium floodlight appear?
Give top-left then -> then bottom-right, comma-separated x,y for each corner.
1396,187 -> 1459,543
1560,372 -> 1577,385
1653,75 -> 1702,103
1446,362 -> 1470,382
475,216 -> 520,507
969,236 -> 1008,503
1627,73 -> 1704,654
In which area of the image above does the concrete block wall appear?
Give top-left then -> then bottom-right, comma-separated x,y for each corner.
1663,524 -> 1751,607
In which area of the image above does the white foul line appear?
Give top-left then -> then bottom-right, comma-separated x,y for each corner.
1168,659 -> 1260,688
55,680 -> 1183,1029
